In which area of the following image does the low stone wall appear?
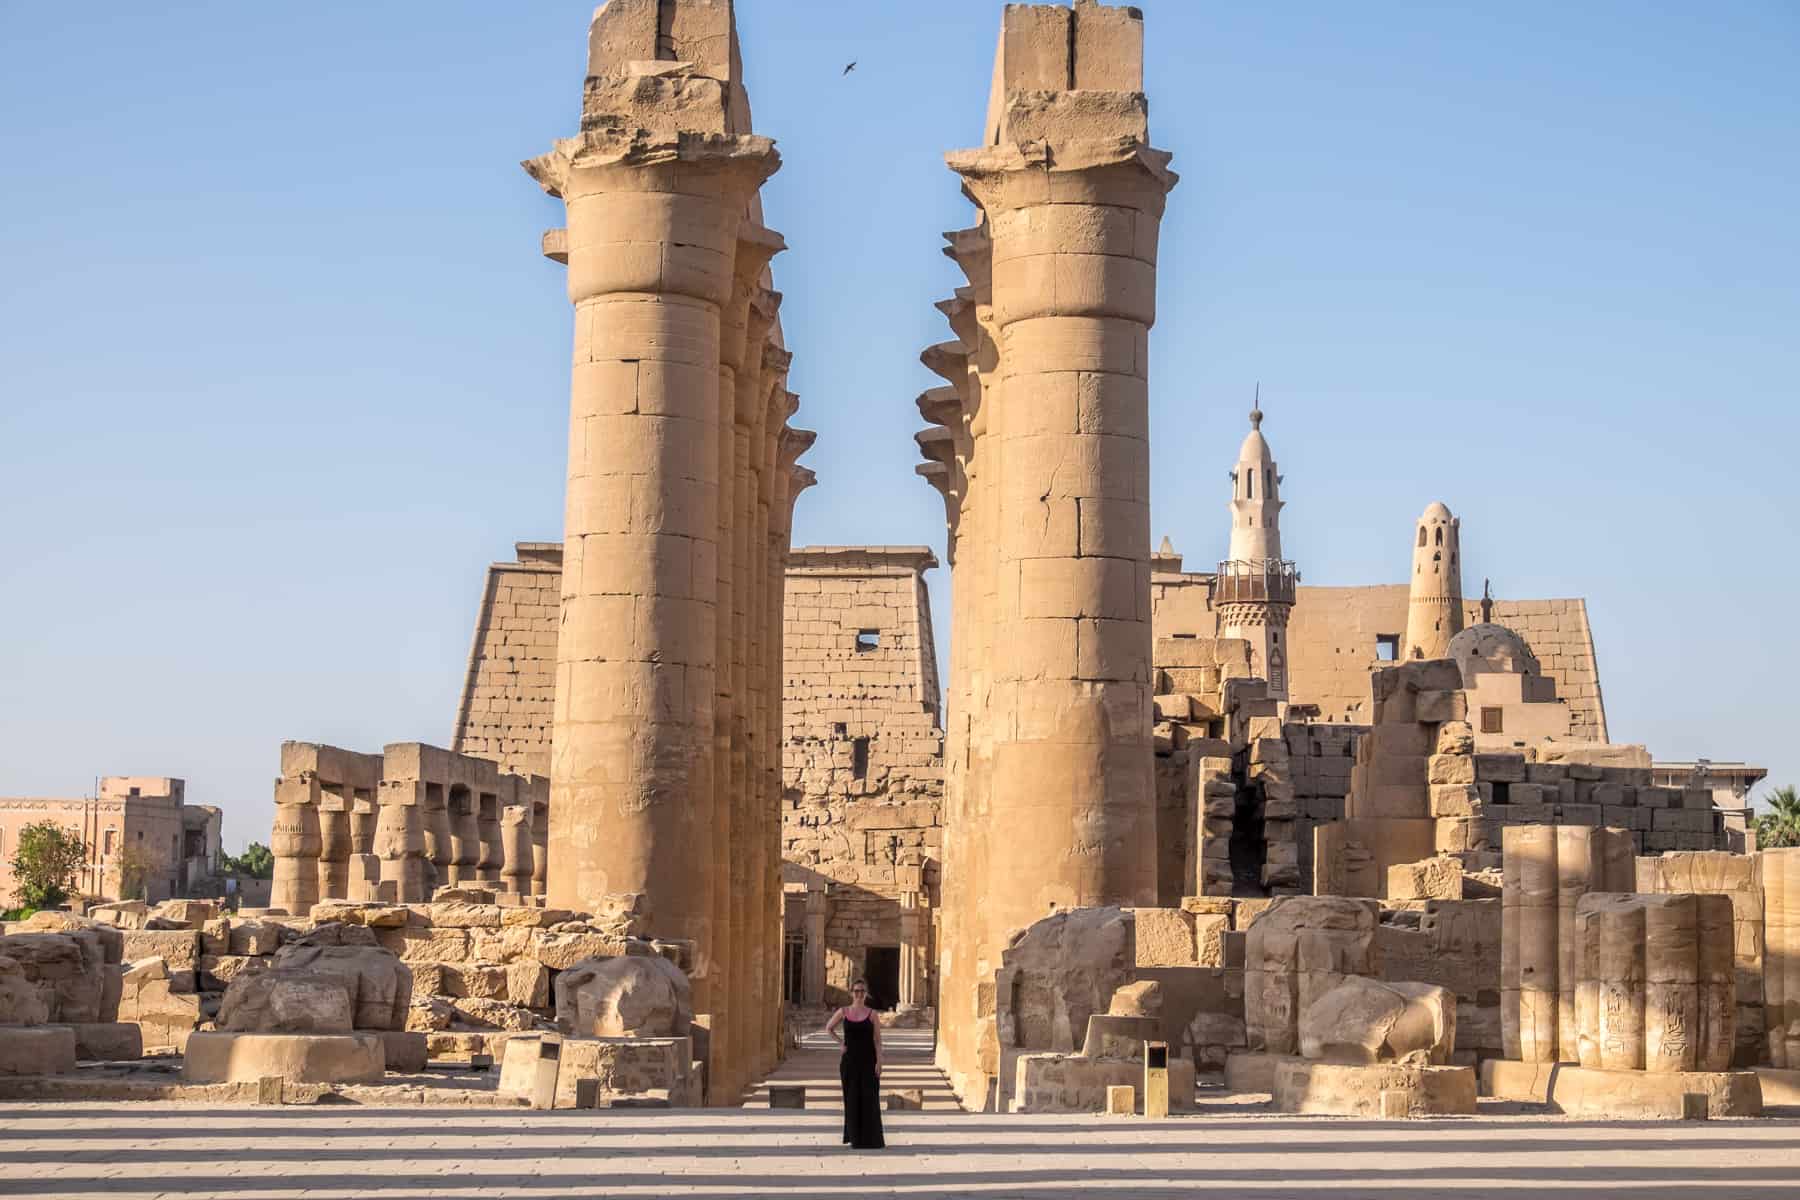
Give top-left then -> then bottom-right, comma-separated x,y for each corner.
1011,1053 -> 1197,1114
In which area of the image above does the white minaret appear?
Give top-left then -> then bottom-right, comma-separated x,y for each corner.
1404,501 -> 1464,660
1215,398 -> 1297,699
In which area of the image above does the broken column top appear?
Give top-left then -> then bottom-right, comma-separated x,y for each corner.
584,0 -> 748,131
983,1 -> 1148,147
525,0 -> 768,200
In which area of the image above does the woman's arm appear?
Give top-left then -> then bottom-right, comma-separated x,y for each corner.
824,1007 -> 845,1044
871,1011 -> 883,1073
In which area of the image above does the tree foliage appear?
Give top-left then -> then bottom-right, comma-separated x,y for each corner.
1754,785 -> 1800,850
8,820 -> 88,909
222,842 -> 275,879
115,845 -> 154,901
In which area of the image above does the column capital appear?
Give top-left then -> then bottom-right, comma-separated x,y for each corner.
524,131 -> 779,202
948,138 -> 1175,218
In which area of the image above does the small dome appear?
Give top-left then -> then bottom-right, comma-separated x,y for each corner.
1446,622 -> 1539,686
1420,500 -> 1454,523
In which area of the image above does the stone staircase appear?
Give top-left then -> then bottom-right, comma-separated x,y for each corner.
742,1028 -> 961,1112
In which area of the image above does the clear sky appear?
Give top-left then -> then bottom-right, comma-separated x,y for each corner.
2,2 -> 1796,852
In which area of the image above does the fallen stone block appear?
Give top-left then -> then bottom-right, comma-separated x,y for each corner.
69,1022 -> 143,1061
179,1032 -> 386,1085
0,1026 -> 77,1076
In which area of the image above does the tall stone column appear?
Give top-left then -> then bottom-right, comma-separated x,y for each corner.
270,774 -> 321,915
741,364 -> 778,1077
373,781 -> 430,904
711,237 -> 781,1094
420,785 -> 451,896
317,801 -> 350,901
477,796 -> 505,886
530,795 -> 549,899
921,2 -> 1175,1109
448,795 -> 480,886
768,424 -> 813,1066
1764,848 -> 1800,1067
898,890 -> 927,1009
348,797 -> 381,901
803,884 -> 828,1006
500,803 -> 533,896
950,0 -> 1173,1044
527,3 -> 779,998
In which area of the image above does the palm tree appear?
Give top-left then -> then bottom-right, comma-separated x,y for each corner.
1755,785 -> 1800,849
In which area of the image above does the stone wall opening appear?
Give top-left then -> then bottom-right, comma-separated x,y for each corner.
863,945 -> 900,1011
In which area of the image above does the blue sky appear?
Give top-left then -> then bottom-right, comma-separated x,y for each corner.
2,1 -> 1796,851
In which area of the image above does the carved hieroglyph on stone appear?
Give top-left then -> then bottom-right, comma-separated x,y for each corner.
1501,825 -> 1634,1062
1573,892 -> 1735,1073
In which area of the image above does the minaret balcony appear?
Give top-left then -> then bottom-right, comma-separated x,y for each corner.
1213,559 -> 1298,605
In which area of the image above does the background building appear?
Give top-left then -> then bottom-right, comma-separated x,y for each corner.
0,777 -> 219,904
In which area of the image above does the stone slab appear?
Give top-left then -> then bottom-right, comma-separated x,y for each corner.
1481,1059 -> 1761,1118
1272,1059 -> 1476,1117
0,1026 -> 77,1076
68,1022 -> 143,1061
179,1032 -> 385,1085
375,1031 -> 428,1073
1223,1051 -> 1296,1094
1753,1067 -> 1800,1107
1550,1066 -> 1762,1119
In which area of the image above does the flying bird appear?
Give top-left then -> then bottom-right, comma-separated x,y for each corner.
843,61 -> 857,76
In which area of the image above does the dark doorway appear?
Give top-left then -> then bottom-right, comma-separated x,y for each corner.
784,935 -> 804,1004
863,945 -> 900,1011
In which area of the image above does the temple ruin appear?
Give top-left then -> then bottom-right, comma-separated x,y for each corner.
5,0 -> 1797,1145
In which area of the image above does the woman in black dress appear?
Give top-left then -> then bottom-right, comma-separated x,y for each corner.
825,978 -> 886,1149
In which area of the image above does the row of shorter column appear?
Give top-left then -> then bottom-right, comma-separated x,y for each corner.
269,740 -> 549,912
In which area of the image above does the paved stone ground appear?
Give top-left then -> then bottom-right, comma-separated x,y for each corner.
5,1029 -> 1798,1199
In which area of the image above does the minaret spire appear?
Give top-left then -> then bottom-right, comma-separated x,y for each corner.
1215,399 -> 1297,700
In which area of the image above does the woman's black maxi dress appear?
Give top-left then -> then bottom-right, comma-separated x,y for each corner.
839,1015 -> 886,1148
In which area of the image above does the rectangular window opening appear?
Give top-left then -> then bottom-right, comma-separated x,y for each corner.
855,629 -> 880,653
851,737 -> 870,779
1375,635 -> 1400,662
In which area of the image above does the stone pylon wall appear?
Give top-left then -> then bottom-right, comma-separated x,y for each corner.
780,546 -> 945,1009
523,0 -> 812,1105
914,0 -> 1176,1109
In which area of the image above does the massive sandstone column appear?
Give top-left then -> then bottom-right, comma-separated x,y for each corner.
1767,848 -> 1800,1067
527,0 -> 807,1103
714,235 -> 781,1094
528,0 -> 773,938
920,0 -> 1176,1108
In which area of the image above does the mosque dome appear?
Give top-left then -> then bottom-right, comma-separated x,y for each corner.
1445,622 -> 1540,686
